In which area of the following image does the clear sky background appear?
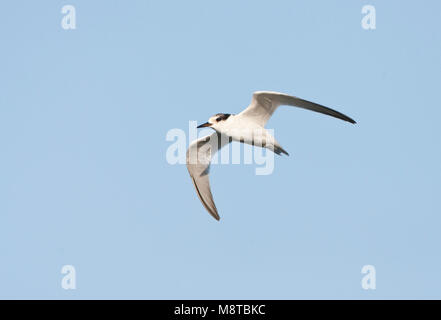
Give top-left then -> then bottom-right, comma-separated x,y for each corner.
1,1 -> 440,299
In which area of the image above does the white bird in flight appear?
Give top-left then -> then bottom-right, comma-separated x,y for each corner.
186,91 -> 356,221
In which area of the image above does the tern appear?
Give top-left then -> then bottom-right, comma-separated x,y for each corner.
186,91 -> 356,221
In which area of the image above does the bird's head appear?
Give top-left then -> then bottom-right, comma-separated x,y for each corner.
197,113 -> 232,131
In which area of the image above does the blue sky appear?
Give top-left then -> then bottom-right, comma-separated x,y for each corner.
1,0 -> 440,299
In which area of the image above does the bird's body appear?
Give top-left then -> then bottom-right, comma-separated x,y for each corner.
186,91 -> 356,221
209,114 -> 287,155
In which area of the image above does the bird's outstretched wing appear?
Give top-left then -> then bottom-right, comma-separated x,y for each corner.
239,91 -> 356,127
186,132 -> 231,220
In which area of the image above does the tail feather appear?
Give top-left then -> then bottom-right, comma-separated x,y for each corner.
273,145 -> 289,156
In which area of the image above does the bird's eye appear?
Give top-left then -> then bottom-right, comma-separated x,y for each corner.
216,117 -> 222,122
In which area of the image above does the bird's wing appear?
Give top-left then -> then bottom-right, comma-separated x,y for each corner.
238,91 -> 356,127
186,132 -> 231,221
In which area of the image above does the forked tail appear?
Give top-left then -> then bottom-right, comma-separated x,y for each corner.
273,145 -> 289,156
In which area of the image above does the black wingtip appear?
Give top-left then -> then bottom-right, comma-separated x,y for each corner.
346,117 -> 357,124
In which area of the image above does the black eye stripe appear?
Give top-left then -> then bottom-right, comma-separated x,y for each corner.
215,113 -> 231,122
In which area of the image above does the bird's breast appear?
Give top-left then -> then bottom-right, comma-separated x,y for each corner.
222,125 -> 273,147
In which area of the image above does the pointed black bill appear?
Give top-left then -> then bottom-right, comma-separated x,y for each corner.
197,122 -> 212,128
